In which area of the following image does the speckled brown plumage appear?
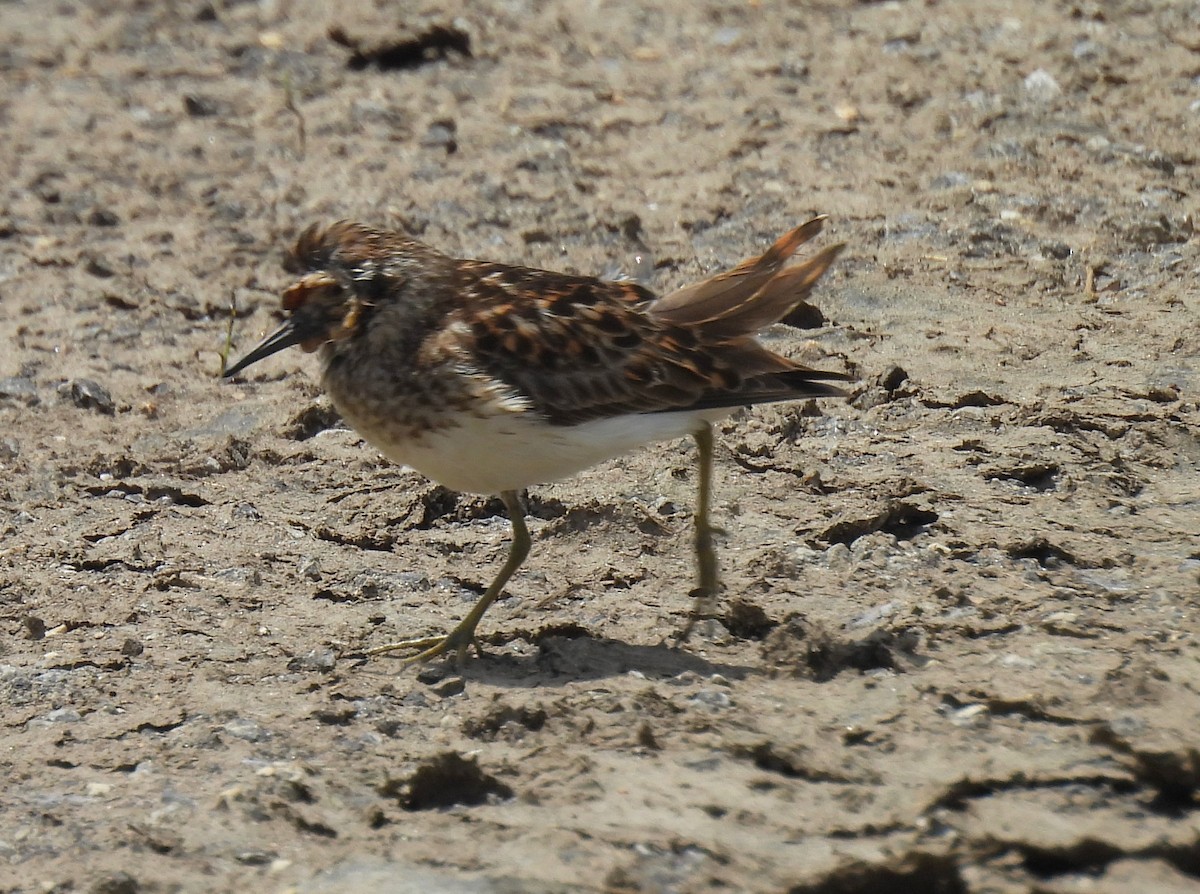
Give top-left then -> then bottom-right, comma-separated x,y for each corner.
224,217 -> 851,664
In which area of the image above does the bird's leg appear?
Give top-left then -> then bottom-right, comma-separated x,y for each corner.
678,422 -> 721,643
367,490 -> 531,666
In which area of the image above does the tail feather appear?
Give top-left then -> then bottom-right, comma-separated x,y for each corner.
696,243 -> 844,340
650,216 -> 828,326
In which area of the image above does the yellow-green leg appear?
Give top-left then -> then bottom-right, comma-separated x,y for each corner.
367,490 -> 531,666
678,422 -> 721,643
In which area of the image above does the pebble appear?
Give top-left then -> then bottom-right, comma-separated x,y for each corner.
58,379 -> 115,414
1023,68 -> 1062,102
120,638 -> 144,657
287,649 -> 337,673
430,676 -> 466,698
223,717 -> 270,742
951,704 -> 990,726
232,502 -> 261,521
420,119 -> 458,154
690,689 -> 732,709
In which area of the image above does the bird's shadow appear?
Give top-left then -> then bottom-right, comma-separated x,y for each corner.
362,626 -> 758,688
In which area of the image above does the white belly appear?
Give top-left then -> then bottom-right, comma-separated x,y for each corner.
350,409 -> 725,495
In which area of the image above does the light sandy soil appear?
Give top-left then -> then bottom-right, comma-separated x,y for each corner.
2,1 -> 1199,892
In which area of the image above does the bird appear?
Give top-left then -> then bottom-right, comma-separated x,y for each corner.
223,216 -> 850,664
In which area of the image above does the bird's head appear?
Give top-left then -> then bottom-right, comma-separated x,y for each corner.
222,222 -> 384,378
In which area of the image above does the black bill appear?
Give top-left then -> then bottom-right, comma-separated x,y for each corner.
222,319 -> 302,378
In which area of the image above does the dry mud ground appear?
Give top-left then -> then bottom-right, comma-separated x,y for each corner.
2,1 -> 1200,892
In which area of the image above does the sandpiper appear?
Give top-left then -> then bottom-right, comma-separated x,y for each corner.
224,217 -> 850,663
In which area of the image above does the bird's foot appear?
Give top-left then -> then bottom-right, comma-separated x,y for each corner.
365,621 -> 480,666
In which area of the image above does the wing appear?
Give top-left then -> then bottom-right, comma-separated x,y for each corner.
439,224 -> 850,426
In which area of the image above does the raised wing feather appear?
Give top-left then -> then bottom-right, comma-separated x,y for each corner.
650,216 -> 827,324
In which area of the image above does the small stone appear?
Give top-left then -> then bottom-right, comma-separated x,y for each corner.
420,118 -> 458,154
1041,241 -> 1072,260
59,379 -> 115,414
1023,69 -> 1062,102
668,670 -> 701,686
825,543 -> 852,568
120,637 -> 144,657
223,717 -> 270,742
397,571 -> 431,590
430,676 -> 466,698
286,649 -> 336,672
234,851 -> 275,866
87,207 -> 120,227
415,664 -> 448,685
232,502 -> 261,522
690,689 -> 732,709
834,104 -> 860,123
182,94 -> 221,117
880,365 -> 909,391
951,704 -> 990,727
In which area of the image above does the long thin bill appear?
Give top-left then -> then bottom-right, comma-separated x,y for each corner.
222,319 -> 301,378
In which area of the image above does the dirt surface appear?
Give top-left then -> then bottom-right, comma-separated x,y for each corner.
2,1 -> 1199,892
